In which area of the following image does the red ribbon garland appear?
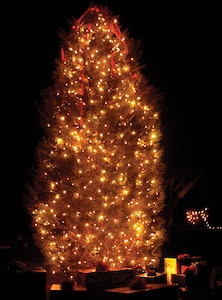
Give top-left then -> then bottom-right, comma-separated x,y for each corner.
62,5 -> 133,127
78,23 -> 91,127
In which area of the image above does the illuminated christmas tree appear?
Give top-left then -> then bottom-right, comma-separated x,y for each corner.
25,5 -> 167,278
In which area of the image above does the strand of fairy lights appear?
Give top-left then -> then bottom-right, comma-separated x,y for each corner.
186,207 -> 222,230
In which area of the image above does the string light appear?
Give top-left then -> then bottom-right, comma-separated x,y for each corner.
186,207 -> 222,230
25,5 -> 166,278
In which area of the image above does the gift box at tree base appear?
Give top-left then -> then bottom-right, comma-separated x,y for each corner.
172,254 -> 210,290
77,267 -> 135,290
177,253 -> 191,274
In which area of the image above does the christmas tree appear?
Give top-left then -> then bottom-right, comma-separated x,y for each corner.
25,5 -> 167,278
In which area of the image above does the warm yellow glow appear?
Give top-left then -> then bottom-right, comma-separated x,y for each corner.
26,4 -> 166,278
57,137 -> 63,145
164,257 -> 177,285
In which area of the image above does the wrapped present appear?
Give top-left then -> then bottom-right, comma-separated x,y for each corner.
77,269 -> 97,287
146,265 -> 156,276
77,268 -> 134,300
85,270 -> 110,290
109,268 -> 135,288
177,253 -> 191,274
77,268 -> 135,289
136,272 -> 167,284
172,271 -> 210,289
181,265 -> 197,276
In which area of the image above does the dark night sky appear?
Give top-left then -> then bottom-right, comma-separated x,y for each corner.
3,1 -> 222,239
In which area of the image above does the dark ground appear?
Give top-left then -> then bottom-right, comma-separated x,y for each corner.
1,228 -> 222,299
